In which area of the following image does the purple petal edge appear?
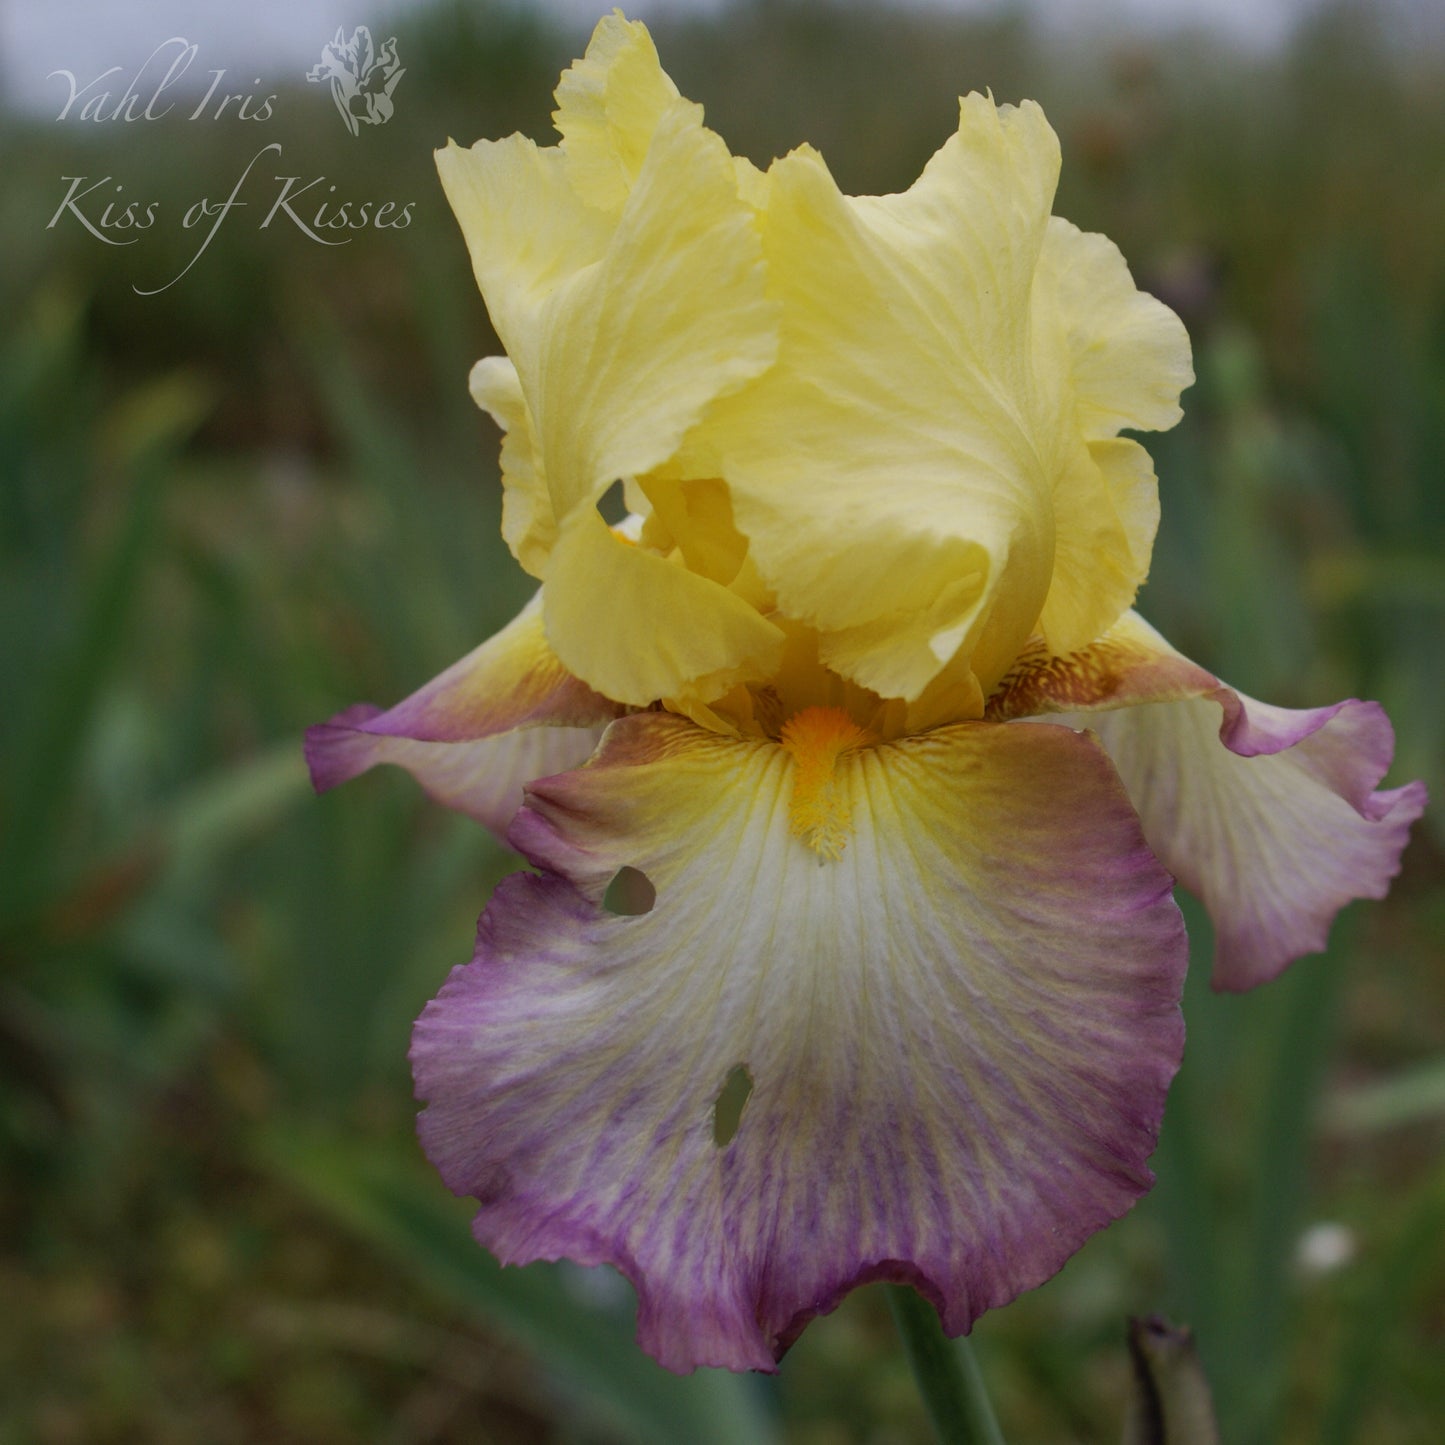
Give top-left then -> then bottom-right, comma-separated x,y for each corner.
304,704 -> 386,794
304,706 -> 605,838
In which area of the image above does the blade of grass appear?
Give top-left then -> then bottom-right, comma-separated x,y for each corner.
1149,899 -> 1228,1376
1317,1166 -> 1445,1445
256,1126 -> 780,1445
1236,940 -> 1346,1442
1324,1054 -> 1445,1135
0,374 -> 211,931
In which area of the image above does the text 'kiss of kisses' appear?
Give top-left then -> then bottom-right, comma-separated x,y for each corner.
49,146 -> 416,295
44,38 -> 416,295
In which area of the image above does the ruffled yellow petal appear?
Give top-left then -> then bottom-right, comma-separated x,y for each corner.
552,11 -> 680,214
441,25 -> 1194,717
636,474 -> 750,589
543,506 -> 784,707
1026,215 -> 1188,655
733,153 -> 770,209
1034,434 -> 1161,655
695,94 -> 1063,702
436,133 -> 610,365
1091,437 -> 1161,578
468,356 -> 553,578
1037,216 -> 1194,440
442,92 -> 776,600
534,100 -> 775,522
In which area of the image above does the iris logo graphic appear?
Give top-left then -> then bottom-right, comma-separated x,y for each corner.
306,27 -> 404,136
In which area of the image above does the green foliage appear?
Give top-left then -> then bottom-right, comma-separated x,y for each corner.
258,1127 -> 779,1445
2,2 -> 1441,1440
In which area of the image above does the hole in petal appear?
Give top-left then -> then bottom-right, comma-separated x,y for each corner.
596,479 -> 628,527
602,865 -> 655,916
712,1063 -> 754,1147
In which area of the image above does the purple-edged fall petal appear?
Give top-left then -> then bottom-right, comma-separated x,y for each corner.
412,711 -> 1186,1372
325,591 -> 619,743
307,709 -> 604,837
304,591 -> 620,835
987,611 -> 1428,989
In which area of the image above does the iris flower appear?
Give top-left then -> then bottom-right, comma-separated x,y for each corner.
307,15 -> 1425,1374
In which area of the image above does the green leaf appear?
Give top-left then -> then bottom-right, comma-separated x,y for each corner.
255,1126 -> 779,1445
157,742 -> 311,884
1324,1055 -> 1445,1135
0,371 -> 213,930
1317,1169 -> 1445,1445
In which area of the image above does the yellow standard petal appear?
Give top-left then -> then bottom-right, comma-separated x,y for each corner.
1033,432 -> 1161,657
543,507 -> 783,707
440,103 -> 777,535
694,93 -> 1064,703
468,356 -> 553,578
1037,217 -> 1194,441
552,11 -> 681,214
440,33 -> 779,703
526,97 -> 777,527
1025,218 -> 1191,654
436,134 -> 610,377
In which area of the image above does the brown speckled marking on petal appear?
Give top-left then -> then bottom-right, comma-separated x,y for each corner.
984,612 -> 1215,721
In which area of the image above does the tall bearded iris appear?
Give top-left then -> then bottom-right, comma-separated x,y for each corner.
307,15 -> 1426,1374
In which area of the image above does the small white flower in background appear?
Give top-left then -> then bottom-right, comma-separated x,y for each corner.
1296,1221 -> 1358,1277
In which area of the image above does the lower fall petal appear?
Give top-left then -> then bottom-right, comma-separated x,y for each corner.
305,589 -> 619,836
311,590 -> 620,749
307,711 -> 603,837
412,712 -> 1186,1373
987,611 -> 1427,989
1084,694 -> 1426,991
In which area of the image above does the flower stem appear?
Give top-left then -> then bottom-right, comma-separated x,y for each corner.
887,1286 -> 1007,1445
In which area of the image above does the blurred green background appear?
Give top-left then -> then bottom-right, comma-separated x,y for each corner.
2,1 -> 1441,1441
